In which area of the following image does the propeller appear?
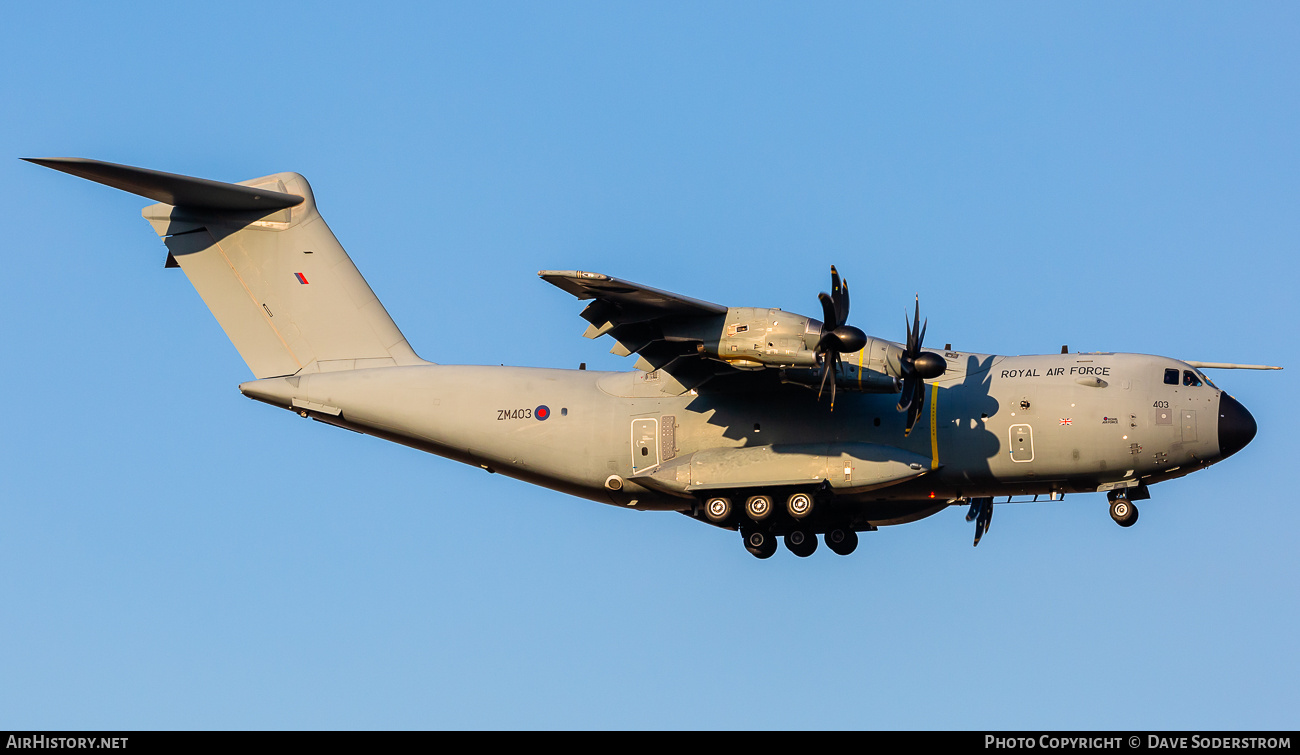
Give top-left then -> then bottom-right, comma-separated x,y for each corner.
814,266 -> 867,409
897,296 -> 947,436
965,497 -> 993,547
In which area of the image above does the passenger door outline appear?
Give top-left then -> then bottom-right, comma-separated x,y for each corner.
1009,423 -> 1034,463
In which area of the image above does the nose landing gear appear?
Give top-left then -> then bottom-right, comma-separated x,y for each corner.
1106,488 -> 1144,528
1110,498 -> 1139,527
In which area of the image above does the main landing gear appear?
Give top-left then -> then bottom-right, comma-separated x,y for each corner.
703,489 -> 861,559
824,527 -> 858,556
743,525 -> 846,559
784,528 -> 817,558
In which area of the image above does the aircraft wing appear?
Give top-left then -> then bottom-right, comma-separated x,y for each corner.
540,270 -> 749,390
539,271 -> 727,319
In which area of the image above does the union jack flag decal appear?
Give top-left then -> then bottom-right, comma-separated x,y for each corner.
1059,418 -> 1072,426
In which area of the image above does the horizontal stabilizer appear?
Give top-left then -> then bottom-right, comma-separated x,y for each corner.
23,157 -> 303,212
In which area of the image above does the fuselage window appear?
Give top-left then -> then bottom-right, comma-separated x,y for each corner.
1164,369 -> 1179,385
1183,370 -> 1202,387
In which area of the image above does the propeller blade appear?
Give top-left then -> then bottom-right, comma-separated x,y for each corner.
973,499 -> 993,547
913,296 -> 921,346
830,352 -> 839,409
832,266 -> 849,326
903,386 -> 924,436
818,292 -> 838,332
896,374 -> 917,411
817,353 -> 832,399
840,277 -> 851,326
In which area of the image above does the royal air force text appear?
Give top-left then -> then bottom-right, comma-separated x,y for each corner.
1000,366 -> 1112,379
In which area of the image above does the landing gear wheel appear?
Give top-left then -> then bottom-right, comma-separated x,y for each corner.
786,492 -> 814,519
1110,499 -> 1139,527
743,529 -> 777,559
745,494 -> 774,522
825,528 -> 858,556
704,496 -> 732,524
784,528 -> 818,557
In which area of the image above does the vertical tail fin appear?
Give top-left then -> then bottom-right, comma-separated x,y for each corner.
27,158 -> 425,378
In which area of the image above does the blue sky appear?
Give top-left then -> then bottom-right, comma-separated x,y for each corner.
2,2 -> 1297,729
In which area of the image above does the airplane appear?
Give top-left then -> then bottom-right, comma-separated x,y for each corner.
25,157 -> 1280,558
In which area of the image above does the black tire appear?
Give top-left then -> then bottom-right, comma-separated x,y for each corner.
704,496 -> 732,523
745,494 -> 774,522
743,529 -> 777,559
786,492 -> 814,519
785,529 -> 818,557
1110,499 -> 1139,527
825,528 -> 859,556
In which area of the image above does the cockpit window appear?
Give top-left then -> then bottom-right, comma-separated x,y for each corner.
1197,370 -> 1218,389
1164,368 -> 1179,385
1183,370 -> 1202,387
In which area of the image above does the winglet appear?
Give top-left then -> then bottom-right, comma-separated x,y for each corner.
23,157 -> 303,212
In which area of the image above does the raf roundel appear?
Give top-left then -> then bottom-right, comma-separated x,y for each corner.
535,405 -> 550,421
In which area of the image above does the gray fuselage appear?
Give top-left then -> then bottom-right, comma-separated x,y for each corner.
239,348 -> 1249,529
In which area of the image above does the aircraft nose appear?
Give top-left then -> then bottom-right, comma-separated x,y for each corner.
1217,393 -> 1257,459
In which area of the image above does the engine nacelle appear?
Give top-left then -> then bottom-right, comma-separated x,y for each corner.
777,337 -> 906,393
660,307 -> 824,369
659,309 -> 915,389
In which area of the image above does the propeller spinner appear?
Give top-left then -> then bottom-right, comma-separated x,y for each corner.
815,266 -> 867,408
